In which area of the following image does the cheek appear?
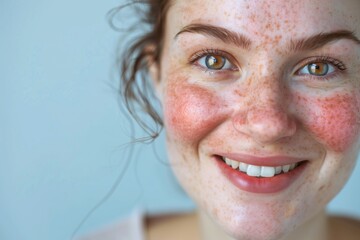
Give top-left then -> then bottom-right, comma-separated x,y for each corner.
163,78 -> 227,142
295,92 -> 360,152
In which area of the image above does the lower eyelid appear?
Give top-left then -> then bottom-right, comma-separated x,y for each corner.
190,64 -> 241,80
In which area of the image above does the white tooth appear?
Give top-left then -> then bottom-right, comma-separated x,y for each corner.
290,163 -> 296,170
275,166 -> 282,174
282,164 -> 291,173
246,165 -> 261,177
239,162 -> 248,172
225,158 -> 231,165
231,160 -> 239,169
260,166 -> 275,177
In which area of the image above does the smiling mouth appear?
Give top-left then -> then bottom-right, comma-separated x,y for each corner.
215,155 -> 308,193
220,156 -> 304,178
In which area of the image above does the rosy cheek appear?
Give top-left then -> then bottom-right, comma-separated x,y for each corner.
295,92 -> 360,152
163,79 -> 227,142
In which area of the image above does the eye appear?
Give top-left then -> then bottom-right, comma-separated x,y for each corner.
294,57 -> 347,85
193,51 -> 237,71
197,54 -> 235,70
297,62 -> 335,76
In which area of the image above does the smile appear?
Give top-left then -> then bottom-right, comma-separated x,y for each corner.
222,157 -> 300,178
215,154 -> 308,193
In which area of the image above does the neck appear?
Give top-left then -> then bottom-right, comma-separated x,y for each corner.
198,209 -> 328,240
282,210 -> 328,240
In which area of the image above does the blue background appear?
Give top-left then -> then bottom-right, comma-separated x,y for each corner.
1,1 -> 359,239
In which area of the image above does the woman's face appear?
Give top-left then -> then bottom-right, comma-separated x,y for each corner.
154,0 -> 360,239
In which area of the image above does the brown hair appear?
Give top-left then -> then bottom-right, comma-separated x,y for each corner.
108,0 -> 172,142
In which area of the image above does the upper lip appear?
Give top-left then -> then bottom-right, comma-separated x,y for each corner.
217,153 -> 306,166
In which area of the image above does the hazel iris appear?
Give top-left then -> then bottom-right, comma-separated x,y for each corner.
205,55 -> 226,70
308,62 -> 329,76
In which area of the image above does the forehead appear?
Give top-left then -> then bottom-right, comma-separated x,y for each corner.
166,0 -> 360,42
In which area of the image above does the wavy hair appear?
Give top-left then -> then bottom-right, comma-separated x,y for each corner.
108,0 -> 172,142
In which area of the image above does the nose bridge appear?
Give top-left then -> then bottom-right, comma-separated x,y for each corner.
246,72 -> 286,115
253,77 -> 282,107
246,54 -> 285,105
232,74 -> 296,144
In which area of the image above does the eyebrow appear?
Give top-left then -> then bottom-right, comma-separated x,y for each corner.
289,30 -> 360,52
175,23 -> 360,52
175,23 -> 252,50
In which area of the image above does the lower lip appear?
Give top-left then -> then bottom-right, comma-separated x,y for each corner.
215,156 -> 307,194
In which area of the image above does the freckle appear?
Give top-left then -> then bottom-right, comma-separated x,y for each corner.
284,202 -> 296,218
233,88 -> 245,97
249,13 -> 256,22
318,185 -> 325,192
265,23 -> 271,30
295,92 -> 360,152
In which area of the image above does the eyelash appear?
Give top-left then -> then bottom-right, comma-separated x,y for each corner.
189,49 -> 347,79
302,56 -> 346,71
295,56 -> 347,80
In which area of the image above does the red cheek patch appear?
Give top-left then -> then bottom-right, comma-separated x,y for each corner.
164,80 -> 227,142
296,92 -> 360,152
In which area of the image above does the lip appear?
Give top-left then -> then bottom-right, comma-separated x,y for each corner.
214,154 -> 308,194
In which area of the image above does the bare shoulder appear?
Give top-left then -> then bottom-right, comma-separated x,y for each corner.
328,215 -> 360,240
145,211 -> 201,240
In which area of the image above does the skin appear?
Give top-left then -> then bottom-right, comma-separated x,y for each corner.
150,0 -> 360,239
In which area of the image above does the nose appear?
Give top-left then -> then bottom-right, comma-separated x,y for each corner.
232,91 -> 297,144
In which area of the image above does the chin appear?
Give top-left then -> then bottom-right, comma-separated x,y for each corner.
220,218 -> 294,240
193,184 -> 315,240
217,211 -> 297,240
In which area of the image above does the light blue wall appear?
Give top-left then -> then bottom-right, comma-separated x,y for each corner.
1,1 -> 359,240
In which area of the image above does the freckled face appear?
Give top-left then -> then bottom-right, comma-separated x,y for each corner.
156,0 -> 360,239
